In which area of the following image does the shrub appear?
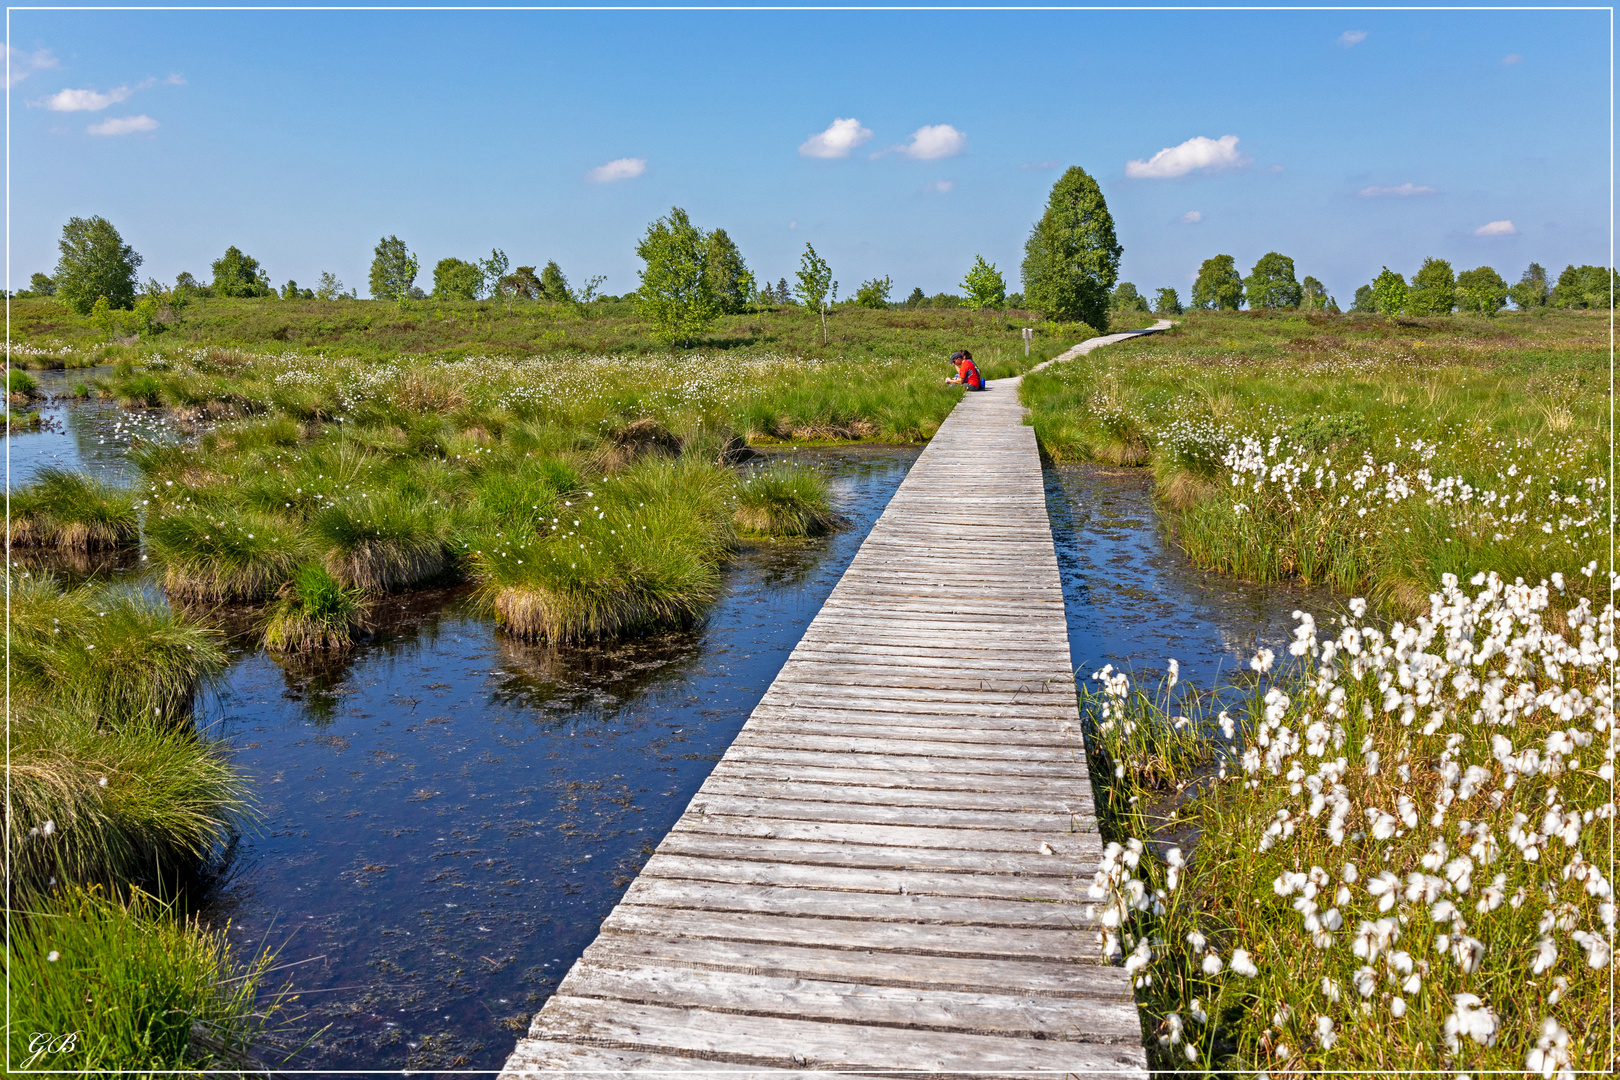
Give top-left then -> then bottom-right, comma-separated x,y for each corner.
8,886 -> 281,1069
9,467 -> 139,550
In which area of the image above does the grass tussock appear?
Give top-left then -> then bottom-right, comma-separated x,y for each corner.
734,464 -> 843,537
1080,572 -> 1614,1074
9,572 -> 227,722
8,886 -> 284,1070
262,563 -> 368,653
145,507 -> 305,601
309,492 -> 449,591
9,467 -> 140,550
475,457 -> 735,642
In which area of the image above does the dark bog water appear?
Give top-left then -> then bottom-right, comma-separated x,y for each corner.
1045,463 -> 1340,695
197,447 -> 919,1073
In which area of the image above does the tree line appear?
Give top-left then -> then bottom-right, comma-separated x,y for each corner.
24,174 -> 1613,348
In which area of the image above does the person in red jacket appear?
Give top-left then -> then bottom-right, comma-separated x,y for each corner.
945,349 -> 984,390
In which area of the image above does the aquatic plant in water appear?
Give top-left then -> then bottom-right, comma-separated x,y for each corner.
262,563 -> 368,653
733,464 -> 842,537
9,467 -> 140,550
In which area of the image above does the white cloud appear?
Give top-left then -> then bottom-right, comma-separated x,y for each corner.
1475,220 -> 1518,236
1502,54 -> 1522,66
799,117 -> 872,159
44,85 -> 134,112
165,73 -> 187,85
1359,182 -> 1438,197
895,124 -> 966,160
925,180 -> 954,194
1125,134 -> 1248,179
1180,210 -> 1202,224
87,114 -> 158,136
1339,30 -> 1367,47
586,157 -> 646,183
4,45 -> 59,89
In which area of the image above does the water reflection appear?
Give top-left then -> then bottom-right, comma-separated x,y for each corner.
199,446 -> 919,1072
6,366 -> 178,486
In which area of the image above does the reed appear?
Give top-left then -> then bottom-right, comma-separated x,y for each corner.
308,490 -> 450,590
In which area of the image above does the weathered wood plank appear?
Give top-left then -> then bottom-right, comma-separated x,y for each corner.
638,854 -> 1083,901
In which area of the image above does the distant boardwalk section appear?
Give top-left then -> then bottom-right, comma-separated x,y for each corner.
502,361 -> 1155,1077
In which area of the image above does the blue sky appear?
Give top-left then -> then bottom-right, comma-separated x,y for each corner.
7,5 -> 1611,304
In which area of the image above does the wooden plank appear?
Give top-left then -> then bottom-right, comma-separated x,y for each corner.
638,854 -> 1083,901
528,998 -> 1146,1074
505,355 -> 1148,1075
552,963 -> 1141,1042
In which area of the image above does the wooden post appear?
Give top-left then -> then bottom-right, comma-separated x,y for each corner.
1022,326 -> 1034,356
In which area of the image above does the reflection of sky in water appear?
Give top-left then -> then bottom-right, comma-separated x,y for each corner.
198,447 -> 919,1073
1046,463 -> 1343,694
6,367 -> 180,486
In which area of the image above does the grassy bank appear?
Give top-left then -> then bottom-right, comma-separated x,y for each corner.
1021,309 -> 1610,614
1080,573 -> 1614,1073
8,293 -> 1093,368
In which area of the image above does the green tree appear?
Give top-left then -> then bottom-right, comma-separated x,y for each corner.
279,280 -> 314,300
1509,262 -> 1549,310
1153,286 -> 1183,316
431,257 -> 483,301
1407,257 -> 1456,315
479,249 -> 511,304
1549,264 -> 1618,309
314,271 -> 345,301
53,216 -> 141,314
1244,252 -> 1303,310
1020,165 -> 1121,329
1191,254 -> 1243,311
704,229 -> 753,314
962,256 -> 1007,313
904,287 -> 925,309
502,266 -> 543,300
1371,267 -> 1408,318
210,246 -> 272,298
635,207 -> 721,346
369,235 -> 419,302
1301,275 -> 1329,312
854,276 -> 893,309
1456,266 -> 1509,316
27,272 -> 56,297
539,261 -> 573,303
1351,284 -> 1375,313
1109,282 -> 1149,313
794,244 -> 838,344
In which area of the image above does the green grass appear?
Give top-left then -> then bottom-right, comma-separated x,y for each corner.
733,464 -> 842,537
473,455 -> 735,642
9,466 -> 141,550
262,563 -> 368,653
9,293 -> 1091,366
7,886 -> 285,1070
144,506 -> 306,600
8,366 -> 41,396
9,572 -> 227,723
1021,308 -> 1609,613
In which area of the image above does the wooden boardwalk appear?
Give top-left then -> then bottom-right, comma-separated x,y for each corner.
502,329 -> 1169,1077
